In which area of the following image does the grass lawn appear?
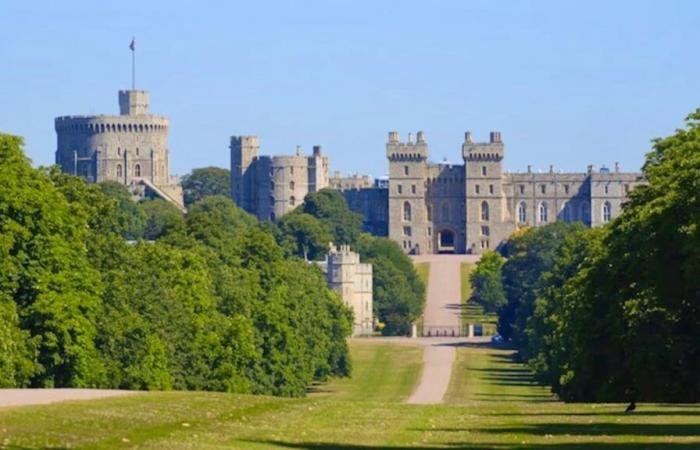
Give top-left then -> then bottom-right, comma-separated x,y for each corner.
460,262 -> 498,335
1,341 -> 699,449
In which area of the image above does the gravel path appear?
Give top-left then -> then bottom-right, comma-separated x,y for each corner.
406,343 -> 456,404
0,389 -> 135,408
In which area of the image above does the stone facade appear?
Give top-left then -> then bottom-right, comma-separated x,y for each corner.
55,90 -> 184,208
317,245 -> 373,336
230,137 -> 329,220
384,131 -> 644,254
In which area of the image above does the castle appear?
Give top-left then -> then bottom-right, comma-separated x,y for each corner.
316,245 -> 374,336
230,136 -> 329,221
55,89 -> 184,208
230,130 -> 644,254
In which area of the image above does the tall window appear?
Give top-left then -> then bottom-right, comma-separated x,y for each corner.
427,205 -> 432,220
481,201 -> 489,221
411,184 -> 416,194
289,181 -> 295,190
116,164 -> 123,178
540,184 -> 546,194
489,184 -> 494,194
602,201 -> 612,223
475,185 -> 480,194
397,184 -> 403,194
539,202 -> 548,223
403,201 -> 411,221
564,184 -> 570,194
519,184 -> 525,194
604,184 -> 609,195
289,196 -> 296,206
134,164 -> 141,177
518,202 -> 527,223
404,165 -> 409,176
481,166 -> 487,176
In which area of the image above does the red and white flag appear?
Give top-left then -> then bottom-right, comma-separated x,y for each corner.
129,37 -> 135,51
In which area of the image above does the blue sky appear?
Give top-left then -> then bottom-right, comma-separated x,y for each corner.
1,1 -> 698,177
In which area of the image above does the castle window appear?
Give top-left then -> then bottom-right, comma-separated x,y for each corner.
403,202 -> 412,221
481,225 -> 490,236
540,184 -> 546,194
427,227 -> 432,236
397,184 -> 403,194
136,148 -> 140,156
442,203 -> 449,222
519,184 -> 525,195
427,205 -> 432,220
480,201 -> 489,221
604,184 -> 610,195
489,184 -> 494,195
117,147 -> 121,156
475,185 -> 480,194
404,165 -> 409,176
116,164 -> 123,178
289,196 -> 296,206
539,202 -> 549,223
403,226 -> 412,237
290,181 -> 295,190
290,166 -> 294,175
481,166 -> 487,176
564,184 -> 570,194
411,184 -> 416,194
603,201 -> 612,223
134,164 -> 141,177
518,202 -> 527,223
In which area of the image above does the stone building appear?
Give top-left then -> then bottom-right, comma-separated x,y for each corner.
317,244 -> 373,337
54,90 -> 184,208
332,131 -> 644,255
230,136 -> 329,220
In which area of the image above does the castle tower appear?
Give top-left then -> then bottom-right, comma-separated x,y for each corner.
230,135 -> 260,212
387,131 -> 429,254
54,89 -> 183,208
325,244 -> 373,336
463,131 -> 513,254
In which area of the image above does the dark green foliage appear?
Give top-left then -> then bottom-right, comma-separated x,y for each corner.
0,134 -> 351,395
277,213 -> 333,261
469,251 -> 506,314
98,181 -> 147,240
181,166 -> 231,206
498,110 -> 700,403
141,198 -> 186,240
356,235 -> 425,336
301,189 -> 363,245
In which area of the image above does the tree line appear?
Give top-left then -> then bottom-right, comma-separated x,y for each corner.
470,111 -> 700,402
0,134 -> 351,395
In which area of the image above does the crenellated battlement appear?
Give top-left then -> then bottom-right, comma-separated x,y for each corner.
386,130 -> 428,161
462,130 -> 504,162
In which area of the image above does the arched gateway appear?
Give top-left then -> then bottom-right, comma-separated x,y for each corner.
437,229 -> 456,254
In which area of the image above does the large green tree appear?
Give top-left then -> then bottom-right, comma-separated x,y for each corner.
181,166 -> 231,206
470,251 -> 506,314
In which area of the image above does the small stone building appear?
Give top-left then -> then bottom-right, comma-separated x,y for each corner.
317,245 -> 373,337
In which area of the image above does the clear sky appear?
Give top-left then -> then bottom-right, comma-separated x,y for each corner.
2,1 -> 698,177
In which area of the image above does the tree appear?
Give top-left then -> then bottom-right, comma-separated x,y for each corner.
0,133 -> 105,388
98,181 -> 147,240
470,251 -> 506,314
181,166 -> 231,206
277,213 -> 333,260
301,189 -> 363,245
141,198 -> 186,240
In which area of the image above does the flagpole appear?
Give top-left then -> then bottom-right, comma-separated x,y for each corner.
131,37 -> 135,90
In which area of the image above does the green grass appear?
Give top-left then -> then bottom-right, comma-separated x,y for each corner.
1,341 -> 699,449
461,261 -> 498,335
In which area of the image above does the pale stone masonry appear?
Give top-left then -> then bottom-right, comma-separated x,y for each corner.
55,90 -> 184,208
230,136 -> 329,221
317,245 -> 374,337
385,131 -> 645,254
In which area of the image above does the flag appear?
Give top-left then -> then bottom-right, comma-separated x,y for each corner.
129,37 -> 135,51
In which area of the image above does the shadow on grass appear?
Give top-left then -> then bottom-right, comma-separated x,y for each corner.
243,439 -> 700,449
420,422 -> 700,437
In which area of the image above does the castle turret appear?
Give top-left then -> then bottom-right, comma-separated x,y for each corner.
230,135 -> 260,212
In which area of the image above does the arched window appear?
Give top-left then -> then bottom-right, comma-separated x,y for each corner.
481,201 -> 489,221
289,196 -> 296,206
116,164 -> 123,178
539,202 -> 549,223
602,201 -> 612,223
518,202 -> 527,223
403,201 -> 412,221
441,203 -> 449,222
134,164 -> 141,177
